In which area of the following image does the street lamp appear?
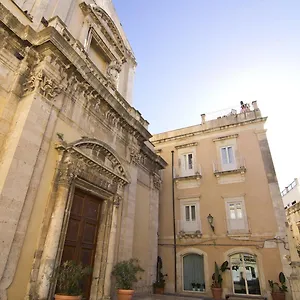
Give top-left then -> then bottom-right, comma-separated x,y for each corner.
207,214 -> 215,233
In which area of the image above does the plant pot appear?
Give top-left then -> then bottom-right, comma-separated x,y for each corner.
271,292 -> 286,300
192,288 -> 195,291
117,289 -> 134,300
153,287 -> 164,294
211,287 -> 223,300
54,295 -> 81,300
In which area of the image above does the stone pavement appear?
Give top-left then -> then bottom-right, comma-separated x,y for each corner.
134,294 -> 213,300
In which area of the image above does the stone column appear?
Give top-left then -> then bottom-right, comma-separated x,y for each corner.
146,176 -> 160,292
118,163 -> 138,260
37,181 -> 71,300
103,195 -> 122,299
0,95 -> 55,300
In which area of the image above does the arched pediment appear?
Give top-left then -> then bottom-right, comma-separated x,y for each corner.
80,2 -> 134,61
56,138 -> 129,189
68,138 -> 129,182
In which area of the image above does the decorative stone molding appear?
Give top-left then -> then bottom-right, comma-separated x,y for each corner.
56,138 -> 129,189
177,230 -> 202,239
0,4 -> 151,143
213,134 -> 239,142
113,194 -> 122,208
107,60 -> 122,87
79,2 -> 136,64
175,142 -> 198,149
153,173 -> 162,190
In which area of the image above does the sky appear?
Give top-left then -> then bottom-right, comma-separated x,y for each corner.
113,0 -> 300,190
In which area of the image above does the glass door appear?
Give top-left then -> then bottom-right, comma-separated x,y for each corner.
230,253 -> 261,295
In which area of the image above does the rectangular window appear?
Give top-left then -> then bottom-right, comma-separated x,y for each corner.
226,199 -> 248,233
183,153 -> 193,170
180,201 -> 200,233
185,205 -> 196,222
220,146 -> 236,171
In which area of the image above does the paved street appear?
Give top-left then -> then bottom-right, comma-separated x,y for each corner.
134,294 -> 212,300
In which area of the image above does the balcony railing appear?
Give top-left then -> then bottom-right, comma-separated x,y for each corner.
174,164 -> 202,179
177,220 -> 202,239
213,157 -> 246,174
225,217 -> 251,235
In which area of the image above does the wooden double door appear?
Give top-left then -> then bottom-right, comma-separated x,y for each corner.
61,189 -> 103,300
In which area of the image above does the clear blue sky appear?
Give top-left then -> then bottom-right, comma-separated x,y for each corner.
114,0 -> 300,189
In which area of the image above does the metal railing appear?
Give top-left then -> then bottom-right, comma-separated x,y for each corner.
174,164 -> 202,178
213,157 -> 246,173
177,219 -> 202,234
225,217 -> 251,235
281,178 -> 298,197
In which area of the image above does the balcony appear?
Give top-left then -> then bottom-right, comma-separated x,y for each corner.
226,217 -> 251,237
177,220 -> 202,239
213,157 -> 246,177
174,164 -> 202,189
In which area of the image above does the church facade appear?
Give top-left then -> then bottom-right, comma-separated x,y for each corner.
0,1 -> 166,299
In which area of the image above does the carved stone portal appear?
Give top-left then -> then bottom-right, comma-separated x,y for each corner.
35,138 -> 128,300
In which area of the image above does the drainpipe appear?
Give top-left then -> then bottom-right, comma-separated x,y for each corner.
171,150 -> 177,293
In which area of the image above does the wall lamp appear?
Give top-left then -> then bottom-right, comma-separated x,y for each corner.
207,214 -> 215,233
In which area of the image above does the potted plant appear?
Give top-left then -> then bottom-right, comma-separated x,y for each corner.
112,258 -> 144,300
51,260 -> 92,300
153,256 -> 167,294
268,272 -> 288,300
200,283 -> 204,291
211,261 -> 229,300
191,282 -> 196,291
196,283 -> 201,291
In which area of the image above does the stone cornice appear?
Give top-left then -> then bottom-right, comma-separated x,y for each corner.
0,3 -> 150,142
175,142 -> 198,149
152,117 -> 267,145
213,134 -> 238,142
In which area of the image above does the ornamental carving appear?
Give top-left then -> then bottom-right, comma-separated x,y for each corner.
107,61 -> 122,87
113,195 -> 122,208
153,174 -> 162,190
56,138 -> 129,191
177,230 -> 202,239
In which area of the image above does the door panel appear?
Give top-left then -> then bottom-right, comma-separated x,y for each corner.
61,189 -> 102,300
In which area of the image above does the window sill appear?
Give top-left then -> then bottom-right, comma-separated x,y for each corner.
227,231 -> 251,238
214,167 -> 246,177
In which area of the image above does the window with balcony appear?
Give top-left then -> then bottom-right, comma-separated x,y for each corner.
179,200 -> 201,234
221,146 -> 236,171
225,198 -> 248,233
181,153 -> 194,176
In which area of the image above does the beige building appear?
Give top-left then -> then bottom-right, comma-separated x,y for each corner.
151,102 -> 291,299
0,1 -> 166,300
282,178 -> 300,210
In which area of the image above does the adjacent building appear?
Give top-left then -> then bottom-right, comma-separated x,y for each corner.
0,1 -> 166,300
151,102 -> 290,299
282,179 -> 300,258
282,178 -> 300,210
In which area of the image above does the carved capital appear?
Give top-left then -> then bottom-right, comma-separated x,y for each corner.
113,195 -> 122,208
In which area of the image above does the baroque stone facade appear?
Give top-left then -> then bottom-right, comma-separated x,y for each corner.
0,1 -> 166,300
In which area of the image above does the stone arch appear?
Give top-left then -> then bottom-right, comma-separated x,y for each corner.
69,137 -> 130,183
176,248 -> 209,293
35,138 -> 129,299
223,247 -> 266,297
